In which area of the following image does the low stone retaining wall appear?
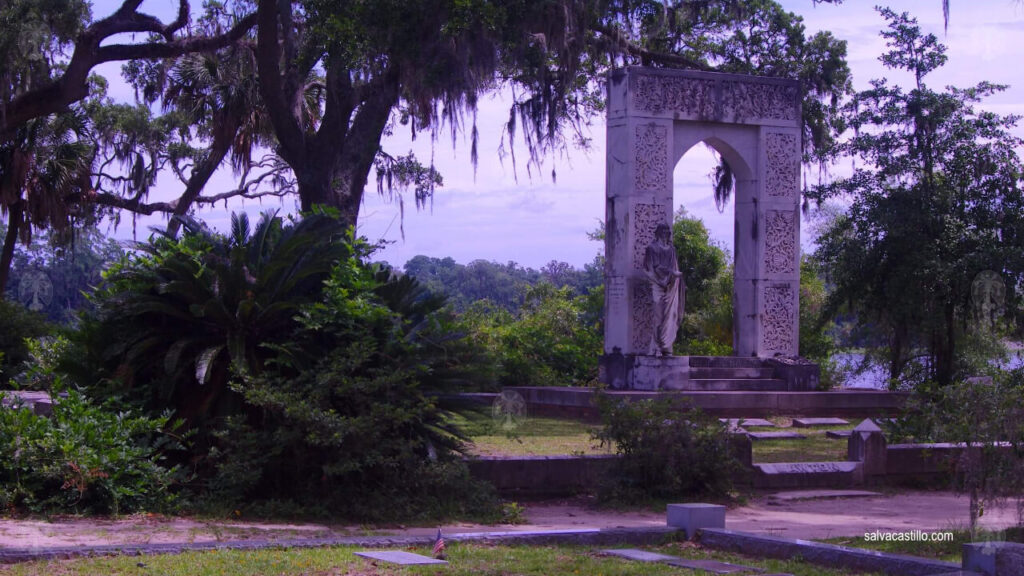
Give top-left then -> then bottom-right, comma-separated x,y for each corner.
504,387 -> 908,420
698,528 -> 961,576
0,527 -> 682,565
466,455 -> 618,496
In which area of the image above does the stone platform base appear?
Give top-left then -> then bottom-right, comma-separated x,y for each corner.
599,354 -> 819,392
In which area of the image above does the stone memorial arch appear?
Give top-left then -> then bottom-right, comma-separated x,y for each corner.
602,67 -> 802,388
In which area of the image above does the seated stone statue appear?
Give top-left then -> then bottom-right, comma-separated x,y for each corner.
643,223 -> 685,355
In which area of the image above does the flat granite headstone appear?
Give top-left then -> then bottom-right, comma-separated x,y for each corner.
748,431 -> 806,440
792,418 -> 849,427
758,462 -> 859,474
825,430 -> 853,439
600,549 -> 679,562
741,418 -> 776,427
663,558 -> 761,573
769,490 -> 880,501
354,551 -> 448,565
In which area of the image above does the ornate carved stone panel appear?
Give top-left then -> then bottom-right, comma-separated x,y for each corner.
632,75 -> 716,117
764,210 -> 797,275
766,132 -> 799,199
761,284 -> 796,352
632,202 -> 668,270
722,82 -> 800,122
634,124 -> 668,191
631,281 -> 654,352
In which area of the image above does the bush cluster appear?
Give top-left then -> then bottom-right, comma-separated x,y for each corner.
0,391 -> 182,515
594,394 -> 742,502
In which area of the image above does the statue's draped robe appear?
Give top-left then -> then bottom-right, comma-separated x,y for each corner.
643,240 -> 684,355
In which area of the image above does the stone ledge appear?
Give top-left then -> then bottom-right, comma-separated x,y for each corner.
0,527 -> 683,565
699,528 -> 960,576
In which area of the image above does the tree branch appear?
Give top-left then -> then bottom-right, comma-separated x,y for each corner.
256,0 -> 305,164
591,23 -> 711,71
1,7 -> 257,138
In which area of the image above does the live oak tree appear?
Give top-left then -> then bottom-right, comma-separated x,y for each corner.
0,0 -> 258,295
1,0 -> 852,293
811,9 -> 1024,386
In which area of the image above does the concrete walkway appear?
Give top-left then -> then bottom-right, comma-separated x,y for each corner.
0,490 -> 1017,551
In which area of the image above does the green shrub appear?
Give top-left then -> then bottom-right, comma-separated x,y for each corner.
594,394 -> 742,502
0,300 -> 51,384
459,283 -> 602,388
0,391 -> 184,515
201,260 -> 499,520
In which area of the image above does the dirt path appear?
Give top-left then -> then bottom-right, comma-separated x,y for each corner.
0,490 -> 1017,549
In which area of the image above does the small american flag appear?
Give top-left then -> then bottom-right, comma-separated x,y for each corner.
432,527 -> 446,559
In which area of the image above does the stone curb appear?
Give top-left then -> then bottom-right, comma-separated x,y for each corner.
699,528 -> 960,576
0,527 -> 681,565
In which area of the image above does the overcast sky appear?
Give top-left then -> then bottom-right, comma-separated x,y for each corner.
97,0 -> 1024,270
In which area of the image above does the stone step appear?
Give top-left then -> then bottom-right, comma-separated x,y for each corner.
689,356 -> 767,368
690,367 -> 776,379
684,378 -> 789,391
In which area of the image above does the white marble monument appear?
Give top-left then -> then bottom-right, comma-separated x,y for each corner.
601,67 -> 802,389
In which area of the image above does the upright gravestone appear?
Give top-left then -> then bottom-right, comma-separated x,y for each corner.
601,67 -> 802,389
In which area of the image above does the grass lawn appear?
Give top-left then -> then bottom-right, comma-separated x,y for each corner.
750,419 -> 852,463
459,414 -> 610,457
0,542 -> 886,575
459,413 -> 857,462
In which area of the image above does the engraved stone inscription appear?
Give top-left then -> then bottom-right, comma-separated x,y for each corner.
632,75 -> 716,117
766,132 -> 799,198
764,210 -> 797,275
631,281 -> 654,352
761,284 -> 796,352
634,124 -> 668,191
722,81 -> 799,122
607,276 -> 626,301
763,462 -> 852,474
632,203 -> 668,270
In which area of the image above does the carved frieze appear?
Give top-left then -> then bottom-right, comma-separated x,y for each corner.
764,210 -> 797,275
722,81 -> 800,123
631,281 -> 654,352
761,284 -> 796,353
634,124 -> 669,191
632,75 -> 716,117
766,132 -> 800,199
632,202 -> 668,270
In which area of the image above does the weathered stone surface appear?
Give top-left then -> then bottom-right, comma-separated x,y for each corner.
825,430 -> 852,439
748,431 -> 806,440
667,503 -> 726,540
768,490 -> 880,502
753,462 -> 861,490
848,419 -> 887,481
792,418 -> 848,427
663,557 -> 760,573
699,528 -> 960,576
741,418 -> 776,427
600,549 -> 679,562
603,67 -> 801,361
354,551 -> 448,565
963,541 -> 1024,576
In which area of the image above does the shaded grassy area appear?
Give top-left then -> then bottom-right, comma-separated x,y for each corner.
0,542 -> 886,576
458,414 -> 610,457
750,419 -> 852,463
458,413 -> 857,461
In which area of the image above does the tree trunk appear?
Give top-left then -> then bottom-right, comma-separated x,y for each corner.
0,202 -> 23,298
166,116 -> 240,235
